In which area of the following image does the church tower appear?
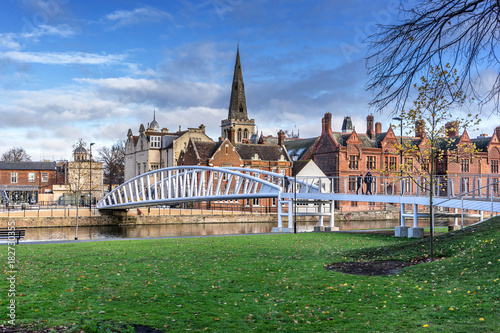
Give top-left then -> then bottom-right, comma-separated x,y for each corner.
221,46 -> 256,143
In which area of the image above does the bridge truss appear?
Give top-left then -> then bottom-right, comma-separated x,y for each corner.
97,167 -> 500,234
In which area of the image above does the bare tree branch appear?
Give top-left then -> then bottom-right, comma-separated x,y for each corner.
366,0 -> 500,114
1,147 -> 31,162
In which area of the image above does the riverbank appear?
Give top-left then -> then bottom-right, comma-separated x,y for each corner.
0,208 -> 402,230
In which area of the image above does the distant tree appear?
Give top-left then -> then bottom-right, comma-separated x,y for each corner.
394,64 -> 480,261
1,147 -> 31,162
98,140 -> 125,191
366,0 -> 500,113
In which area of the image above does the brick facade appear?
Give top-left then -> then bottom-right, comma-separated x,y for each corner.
0,162 -> 57,205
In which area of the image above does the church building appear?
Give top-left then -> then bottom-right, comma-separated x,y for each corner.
220,46 -> 256,143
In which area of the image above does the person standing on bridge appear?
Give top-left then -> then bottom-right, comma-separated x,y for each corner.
356,174 -> 363,194
364,172 -> 373,195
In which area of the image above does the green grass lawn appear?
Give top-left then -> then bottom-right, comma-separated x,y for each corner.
1,218 -> 499,332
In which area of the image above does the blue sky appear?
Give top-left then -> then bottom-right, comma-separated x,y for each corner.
0,0 -> 495,160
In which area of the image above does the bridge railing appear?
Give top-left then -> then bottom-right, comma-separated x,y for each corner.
97,166 -> 324,209
293,174 -> 500,200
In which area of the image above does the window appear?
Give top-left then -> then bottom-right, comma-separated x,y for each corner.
150,136 -> 161,148
366,156 -> 376,170
244,129 -> 249,140
252,198 -> 260,206
491,160 -> 498,173
28,172 -> 35,182
389,156 -> 397,170
271,198 -> 276,206
461,159 -> 470,173
422,159 -> 429,172
348,155 -> 359,170
137,163 -> 141,175
237,129 -> 242,142
150,164 -> 160,170
404,158 -> 413,172
225,145 -> 228,154
493,178 -> 499,194
11,172 -> 17,183
405,177 -> 412,193
41,172 -> 48,182
348,176 -> 356,192
351,201 -> 358,207
461,177 -> 470,193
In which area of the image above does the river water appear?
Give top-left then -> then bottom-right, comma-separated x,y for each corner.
8,221 -> 323,242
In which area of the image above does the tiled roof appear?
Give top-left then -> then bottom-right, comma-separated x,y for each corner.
235,143 -> 286,161
472,137 -> 492,152
284,137 -> 318,160
193,141 -> 218,162
0,161 -> 56,170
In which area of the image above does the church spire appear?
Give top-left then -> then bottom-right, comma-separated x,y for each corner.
228,45 -> 248,120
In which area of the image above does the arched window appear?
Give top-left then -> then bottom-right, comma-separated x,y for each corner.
244,129 -> 249,140
237,129 -> 242,142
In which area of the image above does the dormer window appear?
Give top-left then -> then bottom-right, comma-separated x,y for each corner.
150,136 -> 161,149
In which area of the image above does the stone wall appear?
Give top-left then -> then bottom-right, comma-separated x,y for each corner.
0,210 -> 399,229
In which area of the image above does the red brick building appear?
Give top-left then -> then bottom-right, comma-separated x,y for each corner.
178,131 -> 292,211
0,161 -> 57,205
285,113 -> 500,212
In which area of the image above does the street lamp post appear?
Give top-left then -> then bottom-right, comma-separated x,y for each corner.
392,117 -> 403,187
89,142 -> 95,214
290,152 -> 300,234
393,117 -> 405,235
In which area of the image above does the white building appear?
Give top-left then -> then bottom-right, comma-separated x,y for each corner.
124,112 -> 213,181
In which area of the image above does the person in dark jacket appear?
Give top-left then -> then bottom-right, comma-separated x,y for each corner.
364,172 -> 373,195
356,174 -> 363,194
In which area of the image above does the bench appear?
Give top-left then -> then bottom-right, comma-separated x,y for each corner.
0,229 -> 26,244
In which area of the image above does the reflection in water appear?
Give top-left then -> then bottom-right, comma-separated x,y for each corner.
15,222 -> 319,242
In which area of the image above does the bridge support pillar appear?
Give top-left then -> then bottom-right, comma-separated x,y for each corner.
395,226 -> 409,237
395,204 -> 408,237
288,199 -> 293,230
408,227 -> 424,238
318,202 -> 324,227
413,204 -> 418,228
324,200 -> 339,232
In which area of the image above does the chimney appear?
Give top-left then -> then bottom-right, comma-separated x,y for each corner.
366,114 -> 374,139
199,124 -> 206,133
445,121 -> 459,137
228,127 -> 235,144
179,125 -> 182,132
415,120 -> 425,138
322,112 -> 332,135
495,126 -> 500,139
375,122 -> 382,135
278,130 -> 285,147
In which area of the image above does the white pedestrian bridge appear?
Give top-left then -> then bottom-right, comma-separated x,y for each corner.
97,166 -> 500,234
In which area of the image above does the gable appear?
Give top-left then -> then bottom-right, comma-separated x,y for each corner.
459,129 -> 471,144
211,140 -> 243,166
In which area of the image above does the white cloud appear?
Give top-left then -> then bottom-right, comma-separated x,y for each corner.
76,77 -> 225,108
0,51 -> 126,65
0,33 -> 22,50
22,24 -> 75,39
0,25 -> 76,51
105,6 -> 174,29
